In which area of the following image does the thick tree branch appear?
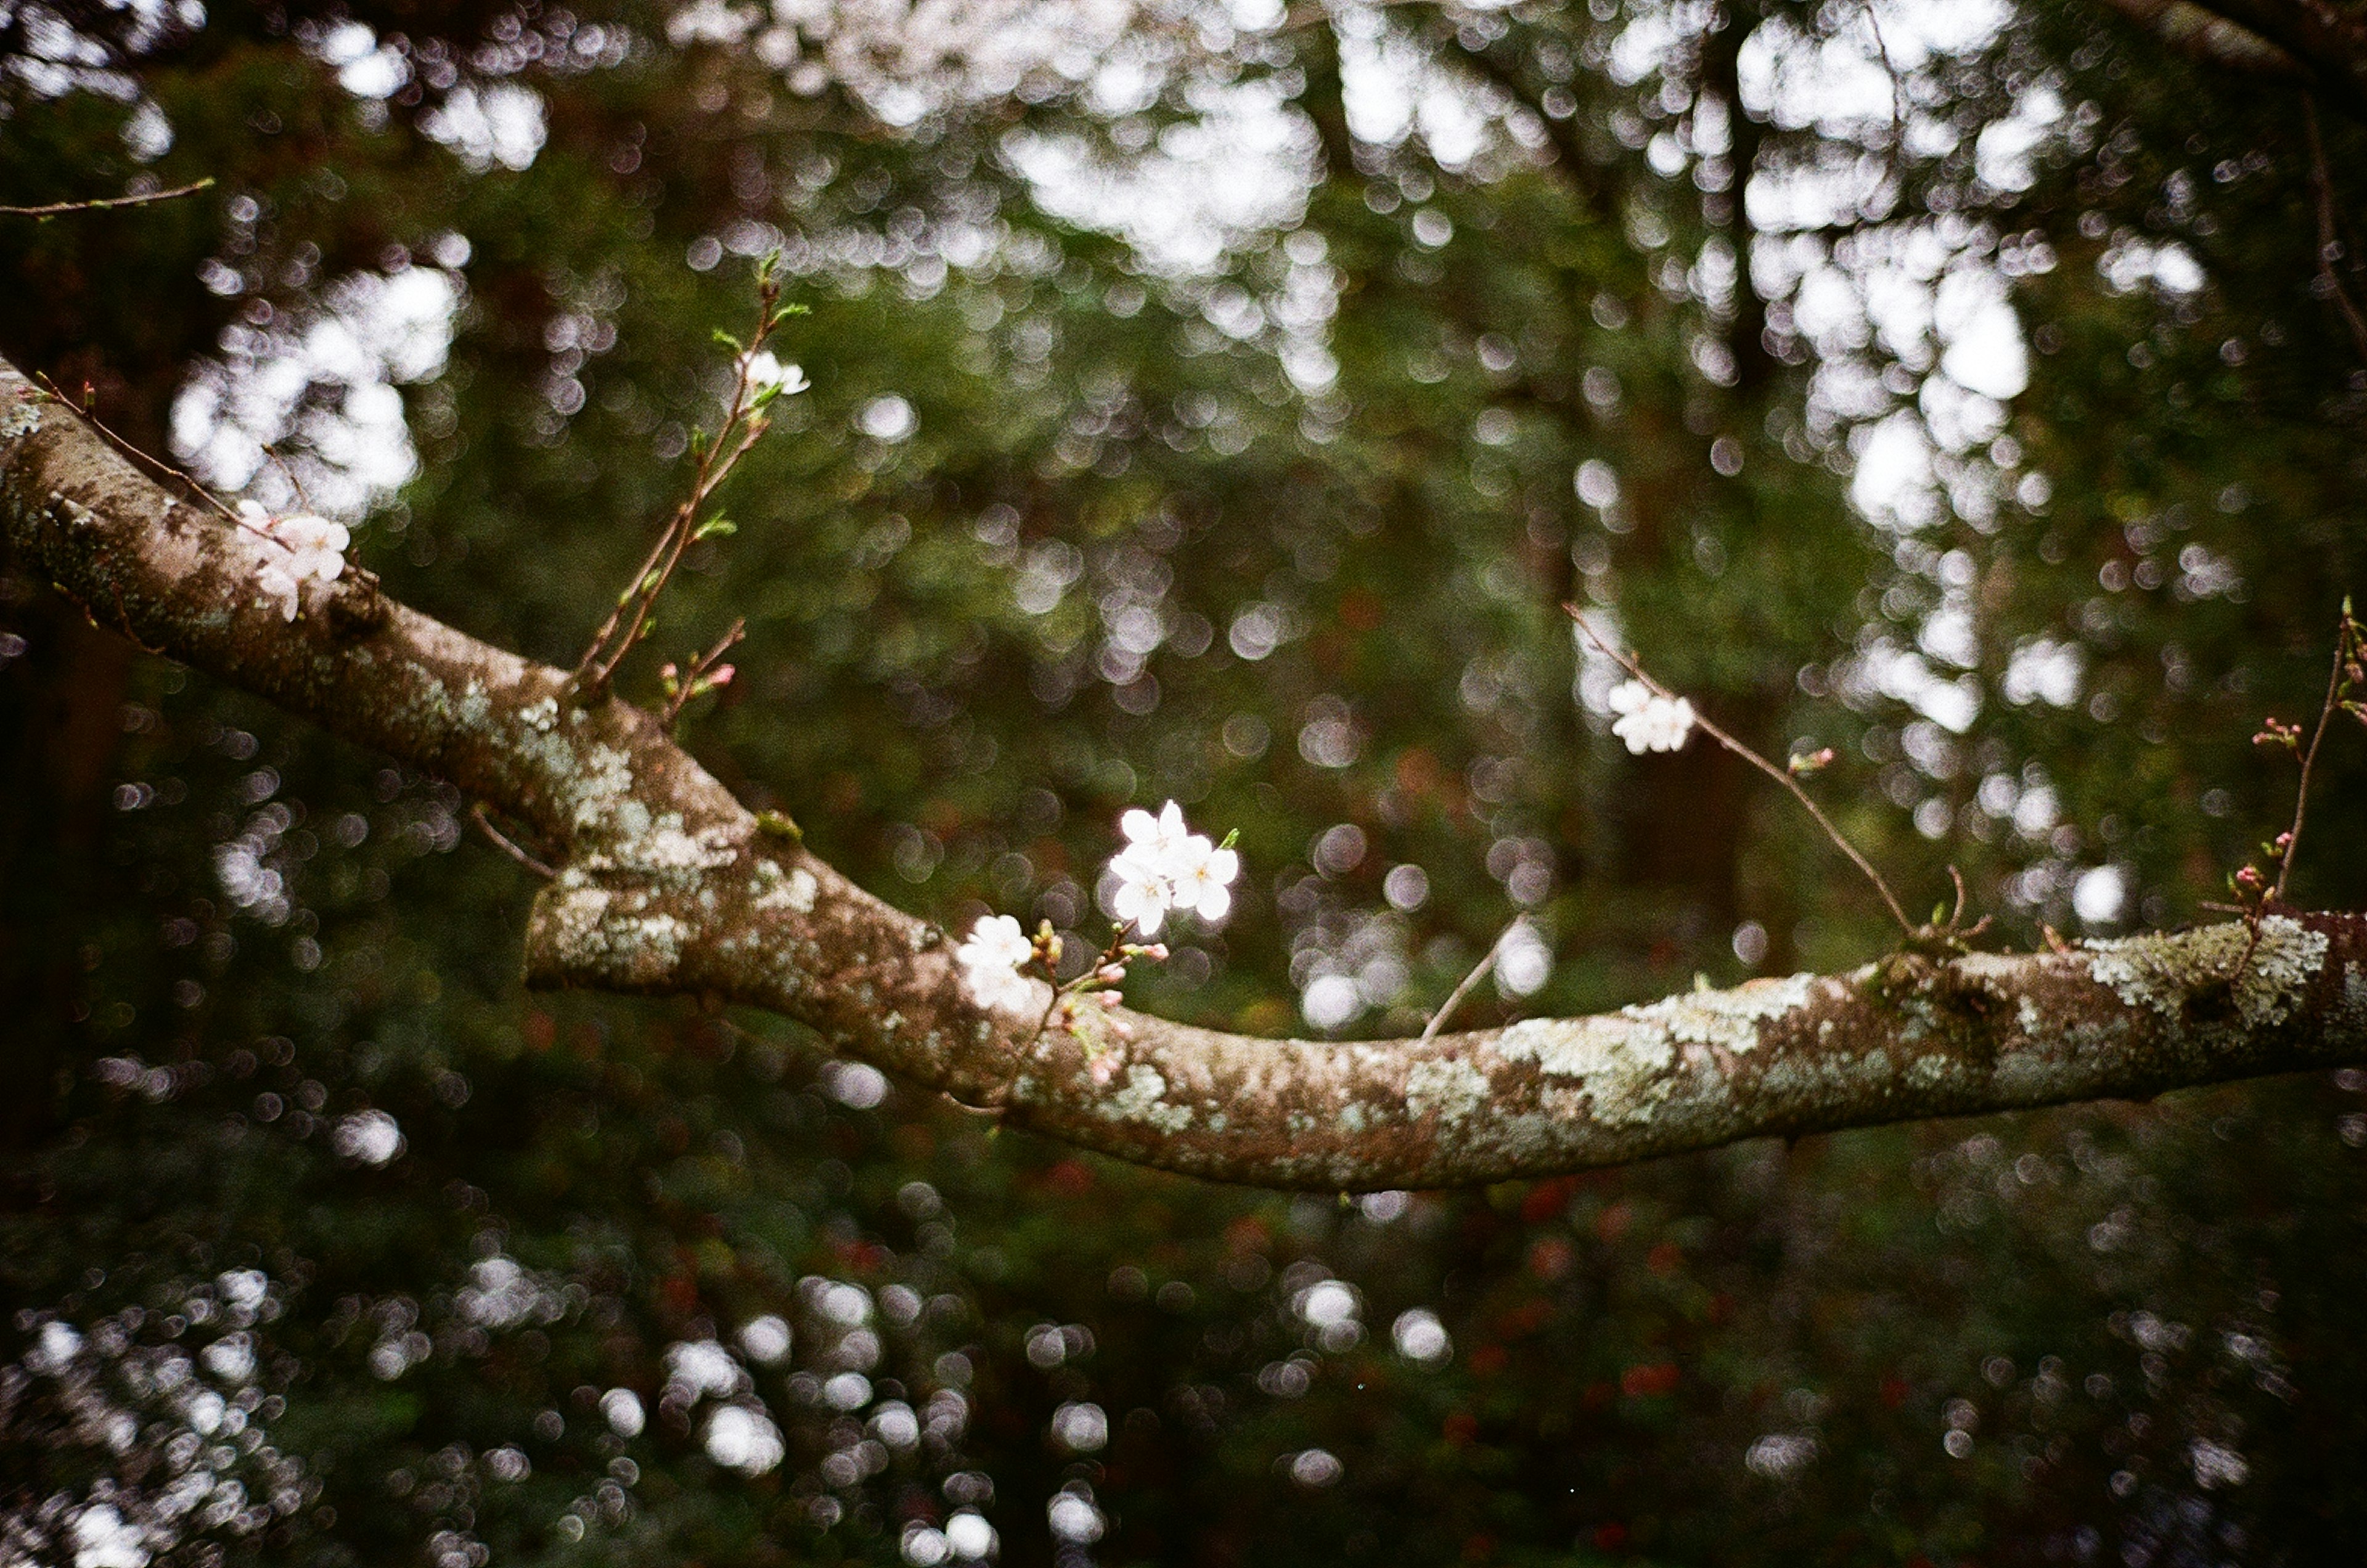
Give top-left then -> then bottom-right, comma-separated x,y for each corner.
7,356 -> 2367,1190
2093,0 -> 2367,122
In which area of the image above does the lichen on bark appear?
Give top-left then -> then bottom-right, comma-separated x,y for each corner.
7,348 -> 2367,1193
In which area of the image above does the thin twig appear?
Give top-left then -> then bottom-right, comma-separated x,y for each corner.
33,373 -> 241,524
470,802 -> 557,879
658,617 -> 746,728
1419,921 -> 1515,1045
573,269 -> 786,696
2271,613 -> 2352,901
1863,0 -> 1910,205
2303,98 -> 2367,367
0,177 -> 215,219
1571,610 -> 1916,935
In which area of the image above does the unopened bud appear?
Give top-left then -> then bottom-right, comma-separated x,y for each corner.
1095,963 -> 1127,985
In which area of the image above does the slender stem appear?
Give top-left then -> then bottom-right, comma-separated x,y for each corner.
1420,922 -> 1513,1045
659,618 -> 746,727
2273,616 -> 2351,901
1863,0 -> 1909,203
470,802 -> 557,879
0,178 -> 215,218
33,374 -> 241,524
2303,99 -> 2367,365
1571,611 -> 1916,935
572,276 -> 782,695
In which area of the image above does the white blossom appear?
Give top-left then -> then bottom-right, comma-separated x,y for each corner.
739,349 -> 810,398
236,501 -> 349,621
1106,801 -> 1238,936
955,913 -> 1036,1013
1109,851 -> 1173,936
1607,679 -> 1696,754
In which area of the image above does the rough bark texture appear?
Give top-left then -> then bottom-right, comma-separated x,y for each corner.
7,356 -> 2367,1191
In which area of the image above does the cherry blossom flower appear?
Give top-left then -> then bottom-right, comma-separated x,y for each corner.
237,500 -> 350,621
1169,835 -> 1239,923
954,913 -> 1036,1012
1106,800 -> 1237,936
739,349 -> 809,398
1109,853 -> 1173,936
1607,679 -> 1695,755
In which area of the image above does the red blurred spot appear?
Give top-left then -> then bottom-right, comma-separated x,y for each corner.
1442,1411 -> 1479,1445
1596,1201 -> 1632,1243
1621,1362 -> 1679,1398
660,1275 -> 698,1313
1708,1292 -> 1733,1325
1592,1524 -> 1629,1551
1045,1160 -> 1094,1198
1224,1217 -> 1271,1255
1498,1299 -> 1551,1337
1529,1238 -> 1574,1281
1521,1176 -> 1576,1224
1646,1241 -> 1682,1276
1582,1381 -> 1614,1410
1460,1532 -> 1495,1562
1468,1342 -> 1508,1377
1338,587 -> 1384,631
522,1011 -> 555,1051
1394,746 -> 1442,796
1881,1376 -> 1910,1409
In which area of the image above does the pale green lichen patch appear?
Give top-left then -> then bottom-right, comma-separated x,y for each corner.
1625,972 -> 1816,1053
1404,1056 -> 1491,1126
1494,1016 -> 1675,1126
0,400 -> 39,441
1100,1063 -> 1193,1133
566,743 -> 635,834
2087,916 -> 2328,1027
538,874 -> 689,986
518,696 -> 558,732
752,859 -> 819,913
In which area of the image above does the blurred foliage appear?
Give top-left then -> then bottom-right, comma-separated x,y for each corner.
4,0 -> 2367,1563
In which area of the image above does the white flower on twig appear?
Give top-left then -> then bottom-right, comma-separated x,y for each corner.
954,913 -> 1036,1013
1608,679 -> 1695,755
237,500 -> 349,621
1106,800 -> 1238,937
739,349 -> 809,398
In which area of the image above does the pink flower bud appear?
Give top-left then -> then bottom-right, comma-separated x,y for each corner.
706,664 -> 736,687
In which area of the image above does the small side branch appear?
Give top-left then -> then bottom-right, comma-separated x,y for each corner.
1419,921 -> 1514,1045
2303,97 -> 2367,365
2272,603 -> 2363,900
471,802 -> 557,880
1571,610 -> 1915,935
0,178 -> 215,219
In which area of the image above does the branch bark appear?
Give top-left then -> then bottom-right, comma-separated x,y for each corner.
7,354 -> 2367,1190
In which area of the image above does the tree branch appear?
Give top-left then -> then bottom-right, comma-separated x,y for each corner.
7,354 -> 2367,1190
2091,0 -> 2367,123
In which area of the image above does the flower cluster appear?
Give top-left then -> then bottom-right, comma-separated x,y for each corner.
1108,801 -> 1238,937
1608,679 -> 1696,755
236,501 -> 348,621
954,913 -> 1037,1014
